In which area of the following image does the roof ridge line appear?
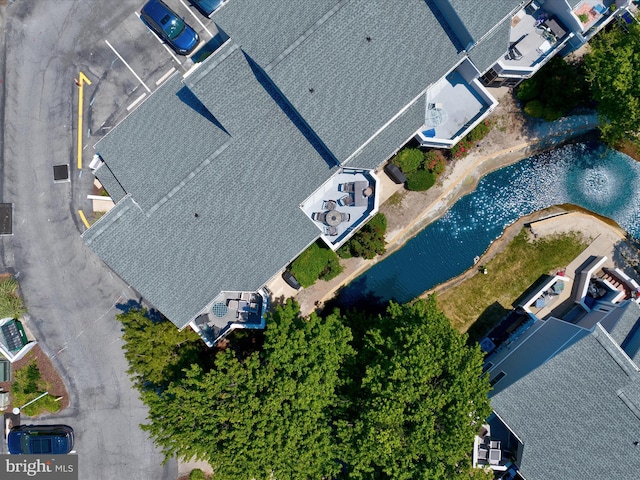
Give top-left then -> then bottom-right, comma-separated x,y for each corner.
146,139 -> 233,216
264,0 -> 350,73
594,323 -> 640,375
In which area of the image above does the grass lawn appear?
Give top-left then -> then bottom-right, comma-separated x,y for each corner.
436,228 -> 587,343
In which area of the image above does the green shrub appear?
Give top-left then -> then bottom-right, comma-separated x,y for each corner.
578,13 -> 589,23
0,278 -> 26,319
466,120 -> 492,142
450,138 -> 472,159
339,213 -> 387,259
406,170 -> 437,191
543,105 -> 564,122
524,99 -> 545,118
424,150 -> 446,174
11,361 -> 60,416
516,57 -> 588,119
189,469 -> 206,480
290,241 -> 343,287
516,78 -> 540,102
392,148 -> 423,174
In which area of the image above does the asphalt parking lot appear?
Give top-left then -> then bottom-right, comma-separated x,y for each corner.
84,0 -> 225,145
0,0 -> 233,477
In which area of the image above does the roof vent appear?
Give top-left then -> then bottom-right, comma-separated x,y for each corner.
194,213 -> 200,218
366,36 -> 372,42
308,87 -> 314,93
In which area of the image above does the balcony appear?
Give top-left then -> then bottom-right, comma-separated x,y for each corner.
190,290 -> 268,347
300,168 -> 380,250
573,0 -> 625,40
416,61 -> 497,149
496,5 -> 573,77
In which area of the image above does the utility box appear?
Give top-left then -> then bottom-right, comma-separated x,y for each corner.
384,163 -> 407,185
0,359 -> 9,382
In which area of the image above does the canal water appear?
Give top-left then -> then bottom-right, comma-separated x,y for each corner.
340,141 -> 640,305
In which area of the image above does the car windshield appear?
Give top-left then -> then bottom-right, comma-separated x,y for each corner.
159,13 -> 185,40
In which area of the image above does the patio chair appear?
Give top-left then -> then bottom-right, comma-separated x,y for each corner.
340,212 -> 350,222
322,200 -> 337,211
325,225 -> 338,236
340,182 -> 355,193
477,448 -> 489,461
338,194 -> 354,207
312,211 -> 327,223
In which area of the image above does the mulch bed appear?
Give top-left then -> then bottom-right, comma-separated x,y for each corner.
0,344 -> 69,415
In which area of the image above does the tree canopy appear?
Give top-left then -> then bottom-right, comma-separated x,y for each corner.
585,22 -> 640,144
120,298 -> 491,479
339,298 -> 492,479
141,300 -> 353,480
117,308 -> 208,390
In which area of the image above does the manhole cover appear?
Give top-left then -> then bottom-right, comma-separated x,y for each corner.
0,204 -> 12,235
53,164 -> 70,182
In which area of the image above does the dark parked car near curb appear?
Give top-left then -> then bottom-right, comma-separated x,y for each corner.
140,0 -> 200,55
8,425 -> 75,454
188,0 -> 224,17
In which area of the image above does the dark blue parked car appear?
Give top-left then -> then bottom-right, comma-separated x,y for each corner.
8,425 -> 75,454
140,0 -> 200,55
188,0 -> 224,17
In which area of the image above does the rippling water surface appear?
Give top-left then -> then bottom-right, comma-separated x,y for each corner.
341,142 -> 640,305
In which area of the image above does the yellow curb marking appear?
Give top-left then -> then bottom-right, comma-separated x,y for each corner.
78,210 -> 90,229
76,71 -> 92,170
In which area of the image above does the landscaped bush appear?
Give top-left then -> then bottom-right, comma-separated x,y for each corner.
0,277 -> 26,319
519,57 -> 588,119
406,169 -> 437,191
524,99 -> 545,118
449,120 -> 493,159
290,241 -> 343,287
338,213 -> 387,260
11,361 -> 60,416
466,120 -> 492,143
189,469 -> 207,480
391,148 -> 423,174
424,150 -> 446,175
516,77 -> 540,102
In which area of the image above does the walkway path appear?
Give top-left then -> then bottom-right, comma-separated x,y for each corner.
294,92 -> 599,315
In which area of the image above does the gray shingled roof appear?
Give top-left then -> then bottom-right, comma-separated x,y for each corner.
94,74 -> 232,213
606,300 -> 640,346
84,1 -> 518,330
83,47 -> 335,328
94,163 -> 127,204
218,0 -> 462,164
467,18 -> 511,75
213,0 -> 341,69
492,324 -> 640,480
348,97 -> 426,170
449,0 -> 523,41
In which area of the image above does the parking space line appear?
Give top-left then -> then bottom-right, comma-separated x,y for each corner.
105,39 -> 151,93
127,92 -> 147,111
179,0 -> 214,38
134,12 -> 184,67
156,67 -> 176,85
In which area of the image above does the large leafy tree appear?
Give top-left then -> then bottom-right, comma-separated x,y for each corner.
141,300 -> 354,480
585,21 -> 640,144
117,308 -> 208,390
339,297 -> 492,480
122,298 -> 491,479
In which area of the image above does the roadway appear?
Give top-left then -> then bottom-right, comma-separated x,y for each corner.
0,0 -> 221,477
